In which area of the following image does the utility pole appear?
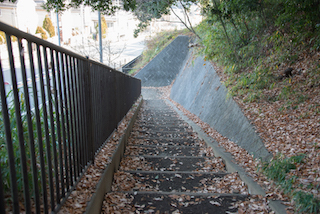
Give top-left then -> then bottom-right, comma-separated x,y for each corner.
98,10 -> 103,63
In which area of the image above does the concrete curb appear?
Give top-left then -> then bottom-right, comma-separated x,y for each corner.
166,99 -> 288,214
85,98 -> 143,214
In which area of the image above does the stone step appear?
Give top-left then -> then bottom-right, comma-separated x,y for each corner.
132,193 -> 246,213
101,98 -> 255,213
139,109 -> 178,114
138,114 -> 184,119
140,111 -> 178,116
104,192 -> 246,213
135,121 -> 191,128
132,125 -> 193,132
143,100 -> 169,104
138,113 -> 180,118
130,131 -> 195,139
112,171 -> 247,194
128,138 -> 203,147
136,119 -> 187,125
134,136 -> 198,141
119,156 -> 226,172
143,104 -> 170,109
124,145 -> 203,157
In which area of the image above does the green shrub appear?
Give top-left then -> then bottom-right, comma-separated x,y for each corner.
0,91 -> 55,202
35,26 -> 48,40
42,15 -> 55,38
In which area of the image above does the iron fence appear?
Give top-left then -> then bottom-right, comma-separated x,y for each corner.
122,55 -> 141,74
0,22 -> 141,213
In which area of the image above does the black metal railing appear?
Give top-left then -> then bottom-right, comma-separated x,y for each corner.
0,22 -> 141,214
122,55 -> 141,74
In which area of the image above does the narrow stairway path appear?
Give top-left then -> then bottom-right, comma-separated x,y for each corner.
102,98 -> 249,213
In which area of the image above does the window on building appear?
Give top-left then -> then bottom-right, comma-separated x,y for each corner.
107,22 -> 114,28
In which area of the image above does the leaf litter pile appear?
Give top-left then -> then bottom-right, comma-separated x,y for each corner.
158,64 -> 319,213
57,97 -> 142,213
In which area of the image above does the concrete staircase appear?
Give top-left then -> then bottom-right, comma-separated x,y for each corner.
103,98 -> 250,213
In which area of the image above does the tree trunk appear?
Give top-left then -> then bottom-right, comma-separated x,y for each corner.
230,16 -> 246,45
212,0 -> 239,61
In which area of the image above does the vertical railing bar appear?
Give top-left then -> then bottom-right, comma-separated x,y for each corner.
79,60 -> 87,166
86,62 -> 93,164
0,55 -> 20,214
83,60 -> 89,164
18,38 -> 40,214
85,59 -> 94,162
82,61 -> 88,165
36,44 -> 55,211
27,42 -> 49,214
63,54 -> 74,187
78,59 -> 88,165
6,34 -> 31,213
96,67 -> 100,151
75,58 -> 84,170
53,50 -> 65,200
97,68 -> 102,150
78,60 -> 87,164
91,61 -> 96,160
77,59 -> 89,166
60,53 -> 71,191
67,55 -> 78,182
93,68 -> 98,152
90,62 -> 95,160
49,48 -> 62,204
56,52 -> 66,196
43,47 -> 59,210
71,58 -> 80,178
71,57 -> 82,175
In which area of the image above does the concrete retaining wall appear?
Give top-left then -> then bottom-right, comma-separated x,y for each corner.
135,35 -> 191,87
170,50 -> 272,160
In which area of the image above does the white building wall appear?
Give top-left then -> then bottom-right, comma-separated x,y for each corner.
16,0 -> 38,34
0,4 -> 17,27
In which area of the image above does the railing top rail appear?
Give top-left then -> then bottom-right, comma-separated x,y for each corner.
0,21 -> 86,60
0,21 -> 140,79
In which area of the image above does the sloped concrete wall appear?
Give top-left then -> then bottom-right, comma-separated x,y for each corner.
170,50 -> 272,160
135,36 -> 191,87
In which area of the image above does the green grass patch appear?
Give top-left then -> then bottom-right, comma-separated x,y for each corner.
261,154 -> 305,183
260,154 -> 320,213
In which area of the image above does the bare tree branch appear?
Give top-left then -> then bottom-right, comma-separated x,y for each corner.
170,4 -> 201,40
